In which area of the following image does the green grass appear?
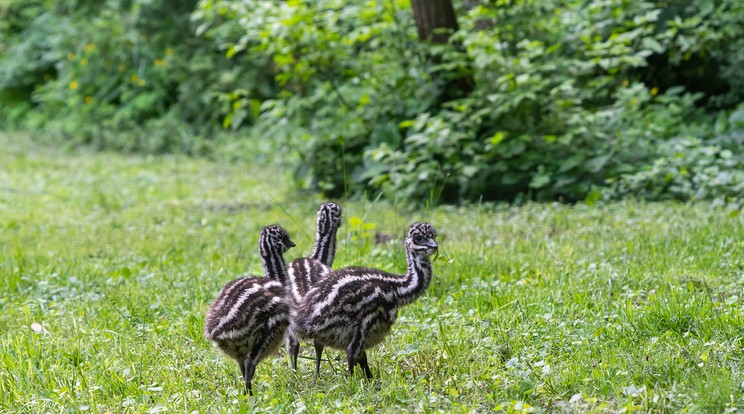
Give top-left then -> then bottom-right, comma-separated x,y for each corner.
1,133 -> 743,413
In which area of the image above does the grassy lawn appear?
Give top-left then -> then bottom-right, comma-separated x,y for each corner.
1,133 -> 743,413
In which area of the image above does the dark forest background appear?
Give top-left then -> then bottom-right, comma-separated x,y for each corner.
2,0 -> 743,204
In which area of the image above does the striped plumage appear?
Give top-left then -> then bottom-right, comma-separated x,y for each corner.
290,222 -> 438,382
204,224 -> 295,395
286,202 -> 342,376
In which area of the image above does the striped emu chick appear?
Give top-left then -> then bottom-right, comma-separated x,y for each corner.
286,202 -> 343,375
204,225 -> 295,395
291,222 -> 438,383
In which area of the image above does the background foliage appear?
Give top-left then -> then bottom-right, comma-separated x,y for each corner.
0,0 -> 276,154
2,0 -> 743,204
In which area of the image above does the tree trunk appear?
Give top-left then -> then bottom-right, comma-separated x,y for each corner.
410,0 -> 459,43
410,0 -> 474,101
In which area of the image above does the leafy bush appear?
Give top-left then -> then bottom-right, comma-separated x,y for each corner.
0,0 -> 276,153
193,0 -> 441,195
0,0 -> 66,128
606,104 -> 744,204
194,0 -> 744,203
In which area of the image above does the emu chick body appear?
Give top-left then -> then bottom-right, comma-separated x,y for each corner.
204,277 -> 289,362
293,267 -> 402,351
292,222 -> 437,381
203,224 -> 294,395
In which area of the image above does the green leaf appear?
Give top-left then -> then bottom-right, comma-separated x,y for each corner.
249,99 -> 261,120
225,45 -> 237,59
586,155 -> 611,173
641,38 -> 664,54
699,0 -> 715,15
273,53 -> 295,67
491,131 -> 507,145
222,112 -> 233,129
530,173 -> 551,189
585,191 -> 602,207
462,165 -> 478,177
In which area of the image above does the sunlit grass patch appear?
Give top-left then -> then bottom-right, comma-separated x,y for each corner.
1,134 -> 743,412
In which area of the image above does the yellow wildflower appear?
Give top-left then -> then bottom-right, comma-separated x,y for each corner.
165,47 -> 174,56
80,58 -> 88,66
138,79 -> 146,87
131,74 -> 139,83
85,43 -> 96,53
67,53 -> 75,61
69,81 -> 79,90
154,58 -> 166,67
85,96 -> 93,104
650,87 -> 659,96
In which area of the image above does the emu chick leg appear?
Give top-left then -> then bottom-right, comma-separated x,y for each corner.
358,351 -> 374,379
287,335 -> 300,371
312,342 -> 324,384
242,356 -> 256,396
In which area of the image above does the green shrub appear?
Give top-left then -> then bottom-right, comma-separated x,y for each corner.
194,0 -> 744,202
0,0 -> 66,127
193,0 -> 439,194
0,0 -> 277,153
606,104 -> 744,204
